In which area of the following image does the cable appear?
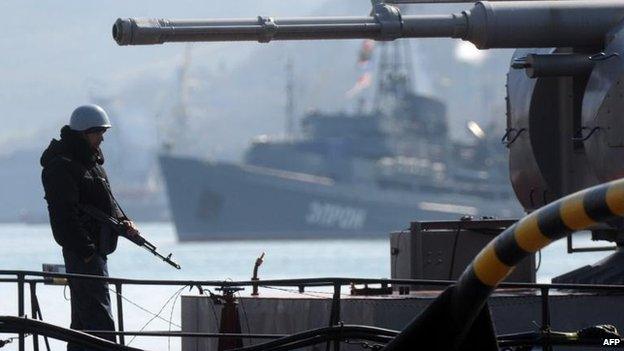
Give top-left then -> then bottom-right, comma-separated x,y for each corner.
266,335 -> 327,351
127,285 -> 187,346
236,291 -> 251,337
536,249 -> 542,272
448,223 -> 462,280
0,338 -> 11,348
261,285 -> 350,299
0,333 -> 30,349
0,335 -> 21,349
31,286 -> 52,351
0,334 -> 34,349
167,288 -> 185,351
108,286 -> 182,329
392,229 -> 407,280
0,317 -> 142,351
228,325 -> 397,351
206,289 -> 220,328
260,285 -> 327,298
345,339 -> 384,350
127,285 -> 185,345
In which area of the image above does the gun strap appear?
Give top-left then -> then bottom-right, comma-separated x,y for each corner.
80,204 -> 120,228
93,168 -> 130,221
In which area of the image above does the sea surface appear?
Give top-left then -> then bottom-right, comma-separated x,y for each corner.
0,222 -> 613,351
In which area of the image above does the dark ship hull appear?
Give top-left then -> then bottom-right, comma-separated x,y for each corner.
160,154 -> 520,241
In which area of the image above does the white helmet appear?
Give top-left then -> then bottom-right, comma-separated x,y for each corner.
69,104 -> 112,132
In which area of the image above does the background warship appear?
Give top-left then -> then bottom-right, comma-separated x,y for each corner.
160,40 -> 520,240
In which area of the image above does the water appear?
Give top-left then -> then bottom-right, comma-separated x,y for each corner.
0,223 -> 613,350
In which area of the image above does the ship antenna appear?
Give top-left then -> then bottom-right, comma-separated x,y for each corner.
372,4 -> 415,114
372,42 -> 387,111
178,44 -> 192,138
401,39 -> 416,93
285,57 -> 296,138
372,40 -> 414,114
161,44 -> 193,153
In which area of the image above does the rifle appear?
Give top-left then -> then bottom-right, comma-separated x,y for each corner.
80,204 -> 181,269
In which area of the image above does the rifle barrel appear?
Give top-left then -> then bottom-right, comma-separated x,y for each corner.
81,205 -> 180,269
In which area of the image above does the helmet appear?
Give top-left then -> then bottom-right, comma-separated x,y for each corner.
69,104 -> 112,132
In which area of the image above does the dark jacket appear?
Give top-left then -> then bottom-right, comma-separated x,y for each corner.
41,126 -> 123,259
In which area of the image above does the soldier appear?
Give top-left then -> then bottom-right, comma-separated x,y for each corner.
40,104 -> 139,350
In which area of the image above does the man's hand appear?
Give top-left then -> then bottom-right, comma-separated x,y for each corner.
122,220 -> 140,237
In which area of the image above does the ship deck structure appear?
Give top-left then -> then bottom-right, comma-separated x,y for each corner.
5,0 -> 624,350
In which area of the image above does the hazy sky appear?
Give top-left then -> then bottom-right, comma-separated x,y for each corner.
0,1 -> 515,221
0,1 -> 507,156
0,0 -> 350,151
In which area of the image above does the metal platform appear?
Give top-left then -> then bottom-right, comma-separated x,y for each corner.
181,287 -> 624,351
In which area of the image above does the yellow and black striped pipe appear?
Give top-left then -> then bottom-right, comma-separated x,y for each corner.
450,178 -> 624,334
382,179 -> 624,351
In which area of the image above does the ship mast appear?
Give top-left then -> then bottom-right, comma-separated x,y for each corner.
162,44 -> 193,153
285,57 -> 295,138
373,40 -> 415,116
177,44 -> 192,136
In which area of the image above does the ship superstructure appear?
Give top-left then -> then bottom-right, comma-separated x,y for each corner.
159,41 -> 520,240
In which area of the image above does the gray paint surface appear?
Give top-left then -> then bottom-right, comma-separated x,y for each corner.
182,292 -> 624,351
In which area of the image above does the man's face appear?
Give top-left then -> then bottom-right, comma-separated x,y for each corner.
84,130 -> 106,149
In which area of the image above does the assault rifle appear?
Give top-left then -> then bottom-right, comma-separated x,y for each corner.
80,204 -> 181,269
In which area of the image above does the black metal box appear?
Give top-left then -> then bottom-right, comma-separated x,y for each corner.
390,218 -> 535,289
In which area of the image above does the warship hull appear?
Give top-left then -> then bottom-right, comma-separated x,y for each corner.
159,154 -> 520,241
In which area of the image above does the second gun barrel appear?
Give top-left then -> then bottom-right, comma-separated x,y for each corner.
114,17 -> 395,44
114,1 -> 624,49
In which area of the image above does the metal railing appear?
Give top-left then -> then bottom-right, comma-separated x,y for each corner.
2,269 -> 624,351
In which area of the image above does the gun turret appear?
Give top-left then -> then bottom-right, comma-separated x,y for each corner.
113,1 -> 624,48
112,0 -> 624,215
112,1 -> 624,349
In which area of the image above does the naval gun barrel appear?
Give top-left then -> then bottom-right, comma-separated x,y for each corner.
114,1 -> 624,49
